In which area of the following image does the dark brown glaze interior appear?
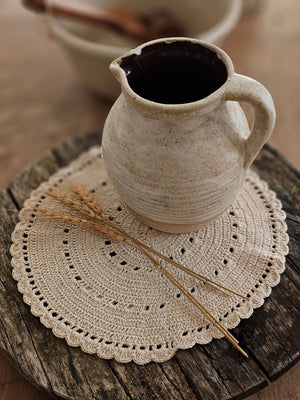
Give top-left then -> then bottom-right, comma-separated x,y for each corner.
120,41 -> 228,104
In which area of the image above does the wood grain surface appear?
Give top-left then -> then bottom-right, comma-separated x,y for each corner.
0,133 -> 300,400
0,0 -> 299,399
0,134 -> 299,400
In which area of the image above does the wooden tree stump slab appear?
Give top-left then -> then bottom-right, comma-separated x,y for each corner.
0,132 -> 299,400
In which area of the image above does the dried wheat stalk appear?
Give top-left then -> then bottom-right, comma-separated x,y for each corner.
39,185 -> 249,357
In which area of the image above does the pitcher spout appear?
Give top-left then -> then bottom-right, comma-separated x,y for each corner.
109,45 -> 144,92
109,59 -> 124,84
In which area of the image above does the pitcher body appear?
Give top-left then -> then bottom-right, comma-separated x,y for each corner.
102,38 -> 275,233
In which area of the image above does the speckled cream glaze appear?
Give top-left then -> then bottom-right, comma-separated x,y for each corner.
102,38 -> 275,233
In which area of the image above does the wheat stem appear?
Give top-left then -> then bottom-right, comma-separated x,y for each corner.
69,186 -> 247,300
119,229 -> 247,300
132,242 -> 248,357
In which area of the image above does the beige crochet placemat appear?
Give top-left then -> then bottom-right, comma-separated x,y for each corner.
10,147 -> 289,364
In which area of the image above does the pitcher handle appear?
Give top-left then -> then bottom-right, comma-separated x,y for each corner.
224,73 -> 276,169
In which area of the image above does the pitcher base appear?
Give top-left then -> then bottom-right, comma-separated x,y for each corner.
128,208 -> 223,234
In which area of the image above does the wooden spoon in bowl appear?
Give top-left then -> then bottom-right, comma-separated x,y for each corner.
22,0 -> 185,42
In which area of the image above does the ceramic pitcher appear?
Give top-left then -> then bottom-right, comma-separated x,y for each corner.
102,37 -> 275,233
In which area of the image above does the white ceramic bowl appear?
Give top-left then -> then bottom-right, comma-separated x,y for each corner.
46,0 -> 242,100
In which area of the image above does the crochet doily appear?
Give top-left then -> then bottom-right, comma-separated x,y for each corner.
11,147 -> 289,364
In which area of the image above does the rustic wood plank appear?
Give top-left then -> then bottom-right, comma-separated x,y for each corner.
254,145 -> 300,221
52,131 -> 101,168
108,339 -> 267,400
254,145 -> 300,278
8,151 -> 60,209
237,273 -> 300,382
0,135 -> 299,400
175,343 -> 267,400
0,190 -> 59,398
109,358 -> 199,400
8,132 -> 101,209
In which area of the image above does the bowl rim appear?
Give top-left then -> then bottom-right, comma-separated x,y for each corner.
197,0 -> 242,43
46,0 -> 242,57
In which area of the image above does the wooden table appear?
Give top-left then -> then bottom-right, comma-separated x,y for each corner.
0,132 -> 299,400
0,0 -> 299,399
